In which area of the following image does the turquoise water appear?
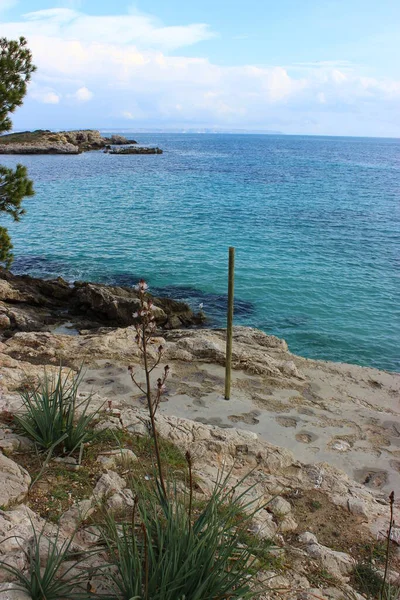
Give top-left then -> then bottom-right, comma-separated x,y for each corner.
2,134 -> 399,372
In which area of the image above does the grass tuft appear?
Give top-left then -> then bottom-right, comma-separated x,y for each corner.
101,472 -> 267,600
353,562 -> 400,600
14,366 -> 100,455
0,521 -> 99,600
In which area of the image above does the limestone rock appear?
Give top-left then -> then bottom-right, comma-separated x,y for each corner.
92,471 -> 126,499
347,498 -> 369,518
0,583 -> 31,599
60,500 -> 94,534
96,449 -> 138,470
250,511 -> 278,539
0,551 -> 26,583
0,455 -> 30,508
299,532 -> 355,579
94,418 -> 122,432
269,496 -> 292,517
0,506 -> 43,554
106,488 -> 135,511
279,515 -> 298,533
263,572 -> 291,590
298,590 -> 331,600
299,532 -> 318,545
0,313 -> 11,329
122,408 -> 294,474
164,327 -> 304,379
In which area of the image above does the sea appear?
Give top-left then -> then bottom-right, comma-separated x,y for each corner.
2,133 -> 399,372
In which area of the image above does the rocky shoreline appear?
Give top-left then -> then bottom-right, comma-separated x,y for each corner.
0,269 -> 399,598
0,130 -> 162,155
0,268 -> 204,334
1,268 -> 399,497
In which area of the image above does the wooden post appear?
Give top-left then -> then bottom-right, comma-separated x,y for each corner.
224,247 -> 235,400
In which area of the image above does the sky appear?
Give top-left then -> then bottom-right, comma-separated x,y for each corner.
1,0 -> 400,136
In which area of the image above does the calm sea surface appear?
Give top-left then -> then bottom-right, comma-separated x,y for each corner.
2,134 -> 400,371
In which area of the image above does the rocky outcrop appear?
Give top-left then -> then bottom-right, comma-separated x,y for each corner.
0,130 -> 148,154
108,134 -> 137,145
106,146 -> 163,154
164,326 -> 302,378
0,142 -> 80,154
0,268 -> 204,334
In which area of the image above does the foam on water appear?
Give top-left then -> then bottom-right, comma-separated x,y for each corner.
3,133 -> 400,371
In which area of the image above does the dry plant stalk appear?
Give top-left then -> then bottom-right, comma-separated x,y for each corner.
128,279 -> 169,497
381,491 -> 395,600
186,450 -> 193,525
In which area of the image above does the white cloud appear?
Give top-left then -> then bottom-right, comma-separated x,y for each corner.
42,92 -> 60,104
8,7 -> 215,51
1,7 -> 399,135
73,86 -> 93,102
29,84 -> 61,104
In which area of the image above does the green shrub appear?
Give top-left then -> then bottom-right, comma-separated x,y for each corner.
14,367 -> 100,454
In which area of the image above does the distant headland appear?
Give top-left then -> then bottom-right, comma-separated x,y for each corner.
0,129 -> 162,155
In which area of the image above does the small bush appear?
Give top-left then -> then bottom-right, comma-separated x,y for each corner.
14,367 -> 100,455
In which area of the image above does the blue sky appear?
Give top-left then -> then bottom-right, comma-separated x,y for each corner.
1,0 -> 400,136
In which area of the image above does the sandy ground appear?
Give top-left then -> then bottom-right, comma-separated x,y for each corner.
81,355 -> 400,498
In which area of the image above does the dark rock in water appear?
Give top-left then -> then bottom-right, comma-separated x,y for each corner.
0,268 -> 205,334
106,146 -> 163,155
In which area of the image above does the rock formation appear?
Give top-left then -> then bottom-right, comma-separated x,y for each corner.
0,130 -> 155,154
109,134 -> 137,145
106,146 -> 163,154
0,268 -> 204,333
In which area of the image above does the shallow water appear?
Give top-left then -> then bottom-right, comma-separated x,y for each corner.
2,133 -> 400,371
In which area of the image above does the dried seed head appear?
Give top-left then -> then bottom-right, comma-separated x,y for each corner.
134,279 -> 148,292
